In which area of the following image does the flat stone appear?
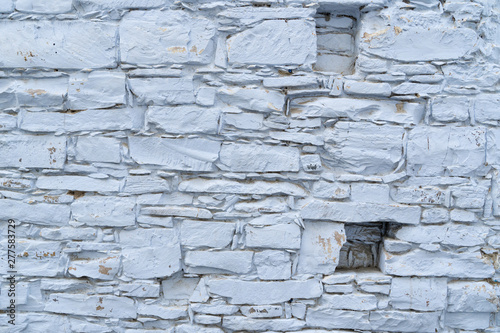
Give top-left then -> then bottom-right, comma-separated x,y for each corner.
369,311 -> 440,332
141,206 -> 212,219
218,87 -> 284,113
148,106 -> 220,134
120,10 -> 215,65
306,308 -> 370,330
317,293 -> 378,311
447,281 -> 499,312
128,137 -> 220,171
222,317 -> 305,331
407,126 -> 488,177
395,224 -> 489,247
300,199 -> 421,224
68,71 -> 125,110
0,135 -> 66,169
297,221 -> 345,274
219,143 -> 300,172
128,78 -> 195,105
380,249 -> 495,278
0,199 -> 70,226
390,278 -> 447,311
227,20 -> 316,66
36,176 -> 121,192
71,196 -> 136,227
0,21 -> 117,68
185,251 -> 253,274
254,250 -> 291,280
206,278 -> 322,304
246,224 -> 302,250
45,294 -> 136,319
75,137 -> 121,163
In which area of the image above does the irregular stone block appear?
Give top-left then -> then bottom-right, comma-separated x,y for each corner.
369,311 -> 440,332
407,126 -> 487,176
219,143 -> 300,172
444,312 -> 491,330
179,179 -> 307,196
324,121 -> 404,175
71,196 -> 136,227
141,206 -> 212,219
0,21 -> 117,68
68,71 -> 125,110
68,252 -> 120,281
246,224 -> 301,249
431,96 -> 469,122
128,137 -> 220,171
120,10 -> 216,65
227,20 -> 316,65
16,0 -> 72,13
380,249 -> 495,278
395,224 -> 489,247
222,317 -> 305,331
75,136 -> 121,163
363,27 -> 477,61
129,78 -> 195,105
36,176 -> 121,192
0,199 -> 70,226
306,308 -> 370,330
148,106 -> 220,134
0,78 -> 68,110
137,304 -> 187,320
206,279 -> 322,304
0,135 -> 66,168
447,281 -> 499,312
45,294 -> 136,319
184,251 -> 253,274
161,276 -> 199,300
297,221 -> 345,274
218,87 -> 284,113
390,278 -> 447,311
300,199 -> 421,224
317,293 -> 377,311
180,220 -> 235,248
254,250 -> 291,280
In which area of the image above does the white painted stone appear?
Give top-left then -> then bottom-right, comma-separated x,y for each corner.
219,143 -> 300,172
68,252 -> 120,281
68,72 -> 125,110
148,106 -> 220,134
206,278 -> 322,304
218,87 -> 284,113
129,78 -> 195,105
270,132 -> 324,146
122,241 -> 181,279
448,281 -> 499,312
395,224 -> 489,246
292,98 -> 423,125
36,176 -> 120,192
312,180 -> 350,199
297,221 -> 345,274
16,0 -> 72,13
219,7 -> 314,26
318,33 -> 353,53
190,303 -> 239,315
161,275 -> 199,300
390,278 -> 447,311
77,0 -> 166,11
0,21 -> 117,68
246,224 -> 301,250
444,312 -> 491,330
300,199 -> 421,224
263,76 -> 318,88
306,308 -> 370,330
40,227 -> 97,241
476,94 -> 500,124
318,293 -> 377,311
241,305 -> 282,318
380,249 -> 495,278
175,324 -> 224,333
363,27 -> 477,61
71,196 -> 136,227
224,112 -> 264,130
45,294 -> 136,319
344,80 -> 391,97
0,78 -> 68,110
123,176 -> 170,194
407,126 -> 488,176
0,135 -> 66,169
227,20 -> 316,66
392,82 -> 441,95
222,317 -> 305,331
432,96 -> 469,122
185,251 -> 253,274
180,220 -> 235,248
369,311 -> 440,332
119,281 -> 160,298
324,122 -> 404,175
75,136 -> 121,163
315,53 -> 355,73
254,250 -> 291,280
137,304 -> 187,320
351,183 -> 389,204
179,179 -> 307,196
141,206 -> 212,219
0,199 -> 70,226
120,10 -> 216,65
128,137 -> 220,171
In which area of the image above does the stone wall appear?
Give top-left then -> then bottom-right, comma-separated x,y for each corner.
0,0 -> 499,332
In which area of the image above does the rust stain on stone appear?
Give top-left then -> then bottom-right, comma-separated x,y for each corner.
99,265 -> 112,275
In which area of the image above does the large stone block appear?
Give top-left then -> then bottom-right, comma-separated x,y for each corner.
45,294 -> 136,319
71,196 -> 136,227
0,135 -> 66,169
324,121 -> 404,175
227,19 -> 316,65
380,249 -> 495,278
219,143 -> 300,172
245,224 -> 301,250
68,71 -> 125,110
120,10 -> 216,65
0,78 -> 67,110
390,278 -> 447,311
128,78 -> 195,105
184,251 -> 253,274
206,278 -> 322,304
407,126 -> 488,176
148,106 -> 220,134
128,137 -> 220,171
0,21 -> 117,68
297,221 -> 345,274
180,220 -> 235,248
447,281 -> 499,312
178,179 -> 307,196
0,199 -> 70,226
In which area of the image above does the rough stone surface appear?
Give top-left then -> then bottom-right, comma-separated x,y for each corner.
1,1 -> 498,331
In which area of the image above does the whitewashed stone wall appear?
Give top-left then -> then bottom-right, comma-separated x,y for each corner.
0,0 -> 499,332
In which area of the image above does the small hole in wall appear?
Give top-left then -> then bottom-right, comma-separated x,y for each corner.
313,12 -> 357,74
337,223 -> 385,269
